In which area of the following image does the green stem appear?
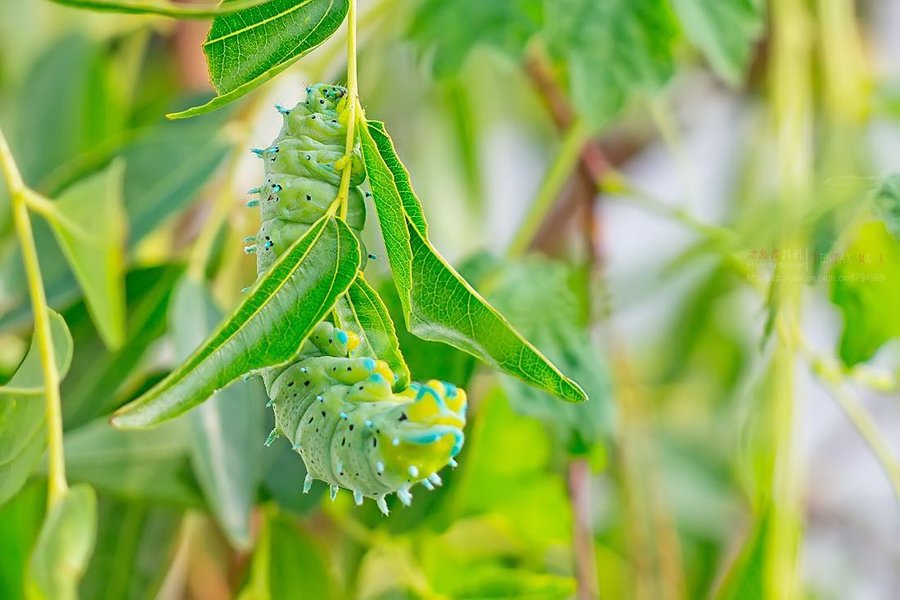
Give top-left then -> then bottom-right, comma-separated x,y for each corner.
334,0 -> 359,221
799,341 -> 900,501
767,0 -> 813,596
507,120 -> 589,257
0,128 -> 68,506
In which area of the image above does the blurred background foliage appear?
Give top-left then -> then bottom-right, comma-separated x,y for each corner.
0,0 -> 899,599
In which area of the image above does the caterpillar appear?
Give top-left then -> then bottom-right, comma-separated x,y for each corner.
247,84 -> 466,514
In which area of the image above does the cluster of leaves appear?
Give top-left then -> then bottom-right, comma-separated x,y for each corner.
1,1 -> 595,597
3,0 -> 897,599
412,0 -> 765,129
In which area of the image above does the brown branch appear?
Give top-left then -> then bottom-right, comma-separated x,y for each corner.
523,46 -> 686,600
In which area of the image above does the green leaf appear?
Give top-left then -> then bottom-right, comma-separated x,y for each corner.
453,389 -> 571,548
543,0 -> 678,130
0,111 -> 229,332
63,264 -> 184,427
260,441 -> 324,515
438,565 -> 575,599
238,508 -> 339,600
872,173 -> 900,239
171,276 -> 263,550
0,482 -> 46,599
63,419 -> 204,507
26,484 -> 98,600
334,275 -> 410,390
0,311 -> 73,506
79,496 -> 182,600
481,258 -> 611,452
360,120 -> 586,403
169,0 -> 349,119
410,0 -> 543,76
43,161 -> 127,350
50,0 -> 279,18
672,0 -> 765,85
111,215 -> 360,428
0,433 -> 46,512
121,116 -> 231,241
713,507 -> 770,600
831,220 -> 900,366
13,34 -> 124,187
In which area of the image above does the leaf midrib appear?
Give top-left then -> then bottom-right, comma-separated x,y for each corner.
152,217 -> 331,392
204,0 -> 318,46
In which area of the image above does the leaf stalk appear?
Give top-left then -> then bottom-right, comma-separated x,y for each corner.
0,128 -> 68,506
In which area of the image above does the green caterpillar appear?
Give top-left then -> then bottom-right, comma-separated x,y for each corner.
248,84 -> 466,514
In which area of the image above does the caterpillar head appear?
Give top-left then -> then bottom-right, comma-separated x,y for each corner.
304,83 -> 346,113
374,380 -> 467,488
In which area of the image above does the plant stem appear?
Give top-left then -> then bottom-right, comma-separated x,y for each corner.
335,0 -> 359,221
507,120 -> 589,257
569,458 -> 600,600
797,338 -> 900,500
767,0 -> 813,596
0,128 -> 68,506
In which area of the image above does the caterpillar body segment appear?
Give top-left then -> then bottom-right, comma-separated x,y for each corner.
249,84 -> 466,513
252,84 -> 366,277
264,322 -> 466,513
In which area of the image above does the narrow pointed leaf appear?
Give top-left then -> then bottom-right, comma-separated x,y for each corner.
672,0 -> 765,86
44,161 -> 127,350
334,275 -> 410,390
111,216 -> 360,428
26,484 -> 97,600
0,311 -> 73,505
171,276 -> 263,550
360,120 -> 587,403
169,0 -> 349,119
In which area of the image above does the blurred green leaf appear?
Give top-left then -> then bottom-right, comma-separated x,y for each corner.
0,33 -> 229,331
377,275 -> 477,387
831,220 -> 900,366
480,257 -> 611,452
50,0 -> 279,18
0,482 -> 46,600
872,173 -> 900,240
63,419 -> 204,506
13,34 -> 124,187
0,432 -> 46,511
171,275 -> 263,550
112,216 -> 360,428
260,437 -> 324,515
544,0 -> 678,130
713,507 -> 769,600
360,120 -> 586,402
169,0 -> 349,119
438,565 -> 575,599
410,0 -> 543,75
26,483 -> 97,600
0,311 -> 73,506
672,0 -> 765,85
335,275 -> 410,390
238,508 -> 339,600
455,388 -> 571,550
63,264 -> 184,427
79,495 -> 182,600
42,161 -> 127,350
121,116 -> 231,242
422,516 -> 577,598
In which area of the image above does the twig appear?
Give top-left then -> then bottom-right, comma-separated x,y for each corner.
569,459 -> 600,600
507,120 -> 588,257
797,337 -> 900,501
0,128 -> 68,506
332,0 -> 359,220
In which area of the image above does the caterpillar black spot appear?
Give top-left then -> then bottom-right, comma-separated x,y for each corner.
249,84 -> 466,514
